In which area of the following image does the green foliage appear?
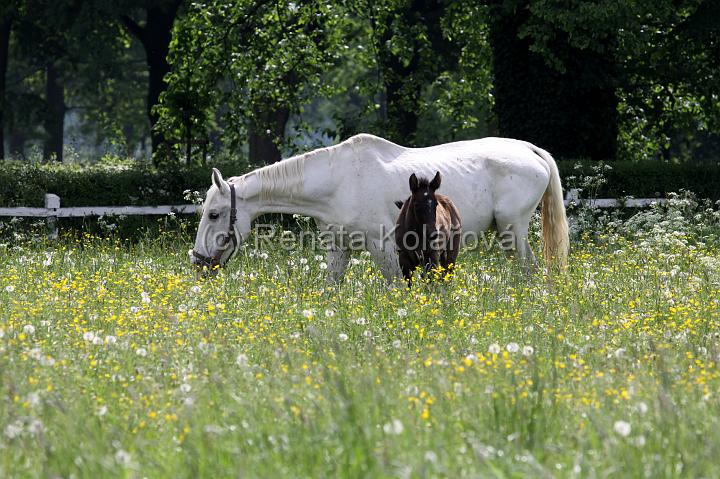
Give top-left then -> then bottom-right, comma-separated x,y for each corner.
1,157 -> 718,211
557,160 -> 720,200
158,0 -> 345,162
500,0 -> 720,162
0,158 -> 249,207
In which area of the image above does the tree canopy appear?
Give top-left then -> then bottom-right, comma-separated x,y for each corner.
0,0 -> 718,164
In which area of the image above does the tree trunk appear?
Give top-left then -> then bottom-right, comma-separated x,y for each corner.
384,72 -> 420,143
249,107 -> 290,165
371,0 -> 453,146
0,15 -> 11,160
122,1 -> 181,163
488,2 -> 618,161
143,8 -> 174,158
43,62 -> 65,162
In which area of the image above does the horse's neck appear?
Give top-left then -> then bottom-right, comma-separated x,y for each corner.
243,146 -> 340,221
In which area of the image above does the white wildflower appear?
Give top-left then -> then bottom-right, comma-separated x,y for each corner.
83,331 -> 95,342
141,292 -> 151,304
23,324 -> 35,335
105,335 -> 117,345
383,419 -> 404,435
135,347 -> 147,357
302,309 -> 314,319
613,420 -> 631,437
319,262 -> 328,270
325,309 -> 335,318
180,383 -> 192,393
392,339 -> 402,348
236,353 -> 249,367
114,449 -> 131,466
522,346 -> 535,356
5,285 -> 15,292
4,422 -> 22,439
26,392 -> 41,407
506,342 -> 520,353
28,419 -> 44,436
488,343 -> 501,355
396,308 -> 408,318
338,333 -> 349,342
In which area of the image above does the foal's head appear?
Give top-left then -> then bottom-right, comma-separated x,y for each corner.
408,171 -> 442,227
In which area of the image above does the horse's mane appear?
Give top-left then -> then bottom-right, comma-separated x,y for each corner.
258,154 -> 306,201
249,133 -> 404,201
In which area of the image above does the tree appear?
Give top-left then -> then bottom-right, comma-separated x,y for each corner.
348,0 -> 458,146
159,0 -> 342,165
0,3 -> 16,160
487,0 -> 619,161
486,0 -> 720,162
120,0 -> 183,161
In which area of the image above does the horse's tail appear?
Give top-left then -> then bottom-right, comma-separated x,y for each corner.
534,146 -> 569,269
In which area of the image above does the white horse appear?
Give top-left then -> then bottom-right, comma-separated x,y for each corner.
191,134 -> 569,280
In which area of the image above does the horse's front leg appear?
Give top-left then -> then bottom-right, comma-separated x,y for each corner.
315,220 -> 350,284
325,248 -> 350,284
366,237 -> 403,284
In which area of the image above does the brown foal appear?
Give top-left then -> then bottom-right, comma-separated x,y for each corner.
394,171 -> 462,285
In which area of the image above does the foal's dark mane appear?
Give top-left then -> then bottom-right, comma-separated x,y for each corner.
414,177 -> 432,189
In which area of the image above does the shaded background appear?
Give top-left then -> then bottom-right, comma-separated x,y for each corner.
0,0 -> 718,168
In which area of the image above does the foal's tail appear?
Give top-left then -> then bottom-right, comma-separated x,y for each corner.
534,146 -> 569,269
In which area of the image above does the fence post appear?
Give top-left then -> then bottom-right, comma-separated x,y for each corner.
565,188 -> 581,204
45,193 -> 60,239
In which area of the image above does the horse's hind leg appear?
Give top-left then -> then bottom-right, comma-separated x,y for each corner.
495,215 -> 537,274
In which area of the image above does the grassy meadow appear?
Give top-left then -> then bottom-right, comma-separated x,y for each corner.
1,198 -> 720,478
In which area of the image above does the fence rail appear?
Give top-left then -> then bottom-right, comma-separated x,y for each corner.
0,190 -> 667,237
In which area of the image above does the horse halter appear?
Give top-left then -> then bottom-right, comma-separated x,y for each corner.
192,183 -> 239,269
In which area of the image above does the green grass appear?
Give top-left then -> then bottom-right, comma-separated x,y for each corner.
1,221 -> 719,478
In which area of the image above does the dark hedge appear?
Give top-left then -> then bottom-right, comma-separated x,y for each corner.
0,159 -> 718,207
0,161 -> 248,207
556,161 -> 720,201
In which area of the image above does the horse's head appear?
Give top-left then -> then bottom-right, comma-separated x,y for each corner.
408,171 -> 442,227
191,168 -> 252,272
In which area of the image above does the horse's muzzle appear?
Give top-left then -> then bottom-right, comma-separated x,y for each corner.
191,249 -> 222,275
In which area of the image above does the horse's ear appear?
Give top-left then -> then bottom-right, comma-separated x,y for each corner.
409,173 -> 419,192
430,171 -> 442,190
212,168 -> 230,195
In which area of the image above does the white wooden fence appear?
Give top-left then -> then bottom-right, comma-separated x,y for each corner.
0,190 -> 666,238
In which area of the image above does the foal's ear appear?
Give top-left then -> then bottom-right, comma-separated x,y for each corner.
212,168 -> 230,195
430,171 -> 442,190
409,173 -> 419,192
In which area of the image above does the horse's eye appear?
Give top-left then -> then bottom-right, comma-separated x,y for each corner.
208,212 -> 220,220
